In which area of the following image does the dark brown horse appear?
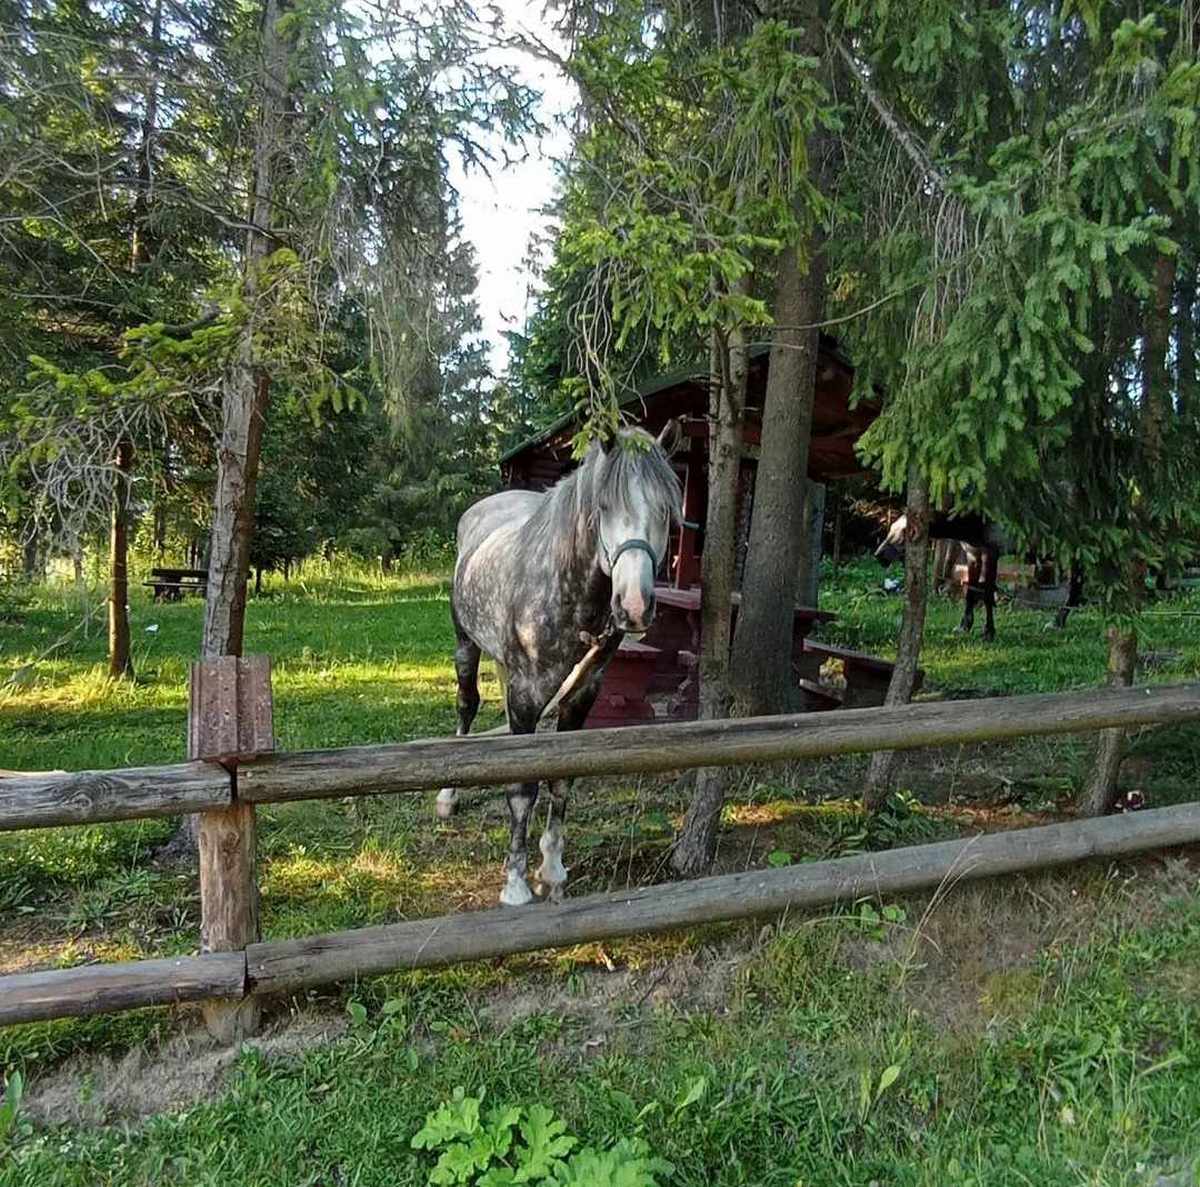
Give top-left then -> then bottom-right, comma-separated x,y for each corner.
875,511 -> 1083,640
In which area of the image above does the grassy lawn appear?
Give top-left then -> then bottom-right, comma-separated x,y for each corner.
1,559 -> 1198,1186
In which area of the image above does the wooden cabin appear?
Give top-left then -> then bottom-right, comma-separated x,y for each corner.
500,336 -> 879,589
499,337 -> 907,725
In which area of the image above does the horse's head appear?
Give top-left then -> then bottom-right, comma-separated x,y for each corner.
593,421 -> 683,634
875,514 -> 907,566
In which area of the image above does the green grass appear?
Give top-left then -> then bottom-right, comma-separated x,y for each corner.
1,557 -> 1199,1186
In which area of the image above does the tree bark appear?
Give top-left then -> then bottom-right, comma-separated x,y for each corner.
189,0 -> 291,1038
795,479 -> 825,608
730,212 -> 827,714
1177,248 -> 1196,424
1079,252 -> 1173,814
202,26 -> 285,659
130,0 -> 163,273
863,468 -> 930,809
830,483 -> 843,573
20,530 -> 42,583
671,317 -> 749,877
108,440 -> 134,680
1078,625 -> 1138,816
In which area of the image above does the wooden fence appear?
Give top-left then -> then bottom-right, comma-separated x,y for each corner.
3,663 -> 1200,1041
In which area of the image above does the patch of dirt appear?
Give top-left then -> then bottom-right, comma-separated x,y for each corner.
23,1012 -> 348,1128
842,853 -> 1198,1033
481,943 -> 746,1047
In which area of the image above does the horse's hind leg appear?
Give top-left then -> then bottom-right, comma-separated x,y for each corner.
499,684 -> 540,907
436,627 -> 482,820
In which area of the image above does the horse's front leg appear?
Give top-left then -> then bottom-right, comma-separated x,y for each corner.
956,551 -> 979,635
536,780 -> 569,905
535,678 -> 602,905
501,781 -> 539,906
499,684 -> 540,907
981,549 -> 998,642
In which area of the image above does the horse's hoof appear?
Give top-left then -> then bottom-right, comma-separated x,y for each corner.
435,789 -> 457,820
500,872 -> 535,907
982,631 -> 996,643
544,883 -> 565,905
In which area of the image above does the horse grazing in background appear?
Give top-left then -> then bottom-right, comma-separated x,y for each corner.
442,424 -> 682,907
875,511 -> 1083,641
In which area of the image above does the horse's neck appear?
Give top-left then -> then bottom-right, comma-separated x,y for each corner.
932,510 -> 990,546
521,506 -> 610,630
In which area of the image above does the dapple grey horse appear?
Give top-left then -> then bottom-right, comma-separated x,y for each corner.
440,425 -> 682,906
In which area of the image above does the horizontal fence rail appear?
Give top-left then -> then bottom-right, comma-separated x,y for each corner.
0,761 -> 232,832
0,953 -> 246,1027
3,803 -> 1199,1027
4,684 -> 1198,833
240,684 -> 1200,806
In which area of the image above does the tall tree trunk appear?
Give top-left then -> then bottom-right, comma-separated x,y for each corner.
152,502 -> 167,558
795,479 -> 825,608
20,530 -> 41,583
863,468 -> 930,809
1177,248 -> 1196,423
202,0 -> 287,658
1080,254 -> 1172,814
1078,626 -> 1137,816
729,0 -> 830,715
671,318 -> 749,877
729,222 -> 827,712
830,483 -> 843,573
130,0 -> 163,273
108,440 -> 134,680
182,0 -> 290,1039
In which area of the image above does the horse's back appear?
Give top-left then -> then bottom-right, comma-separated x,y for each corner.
455,489 -> 543,563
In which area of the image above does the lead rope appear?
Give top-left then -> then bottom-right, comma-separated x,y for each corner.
537,622 -> 617,724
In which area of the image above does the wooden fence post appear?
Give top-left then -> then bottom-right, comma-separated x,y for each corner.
189,654 -> 274,1043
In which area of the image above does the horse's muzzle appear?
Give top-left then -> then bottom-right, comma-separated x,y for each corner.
613,590 -> 656,636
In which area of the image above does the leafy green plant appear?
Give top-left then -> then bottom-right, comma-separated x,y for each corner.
411,1089 -> 672,1186
858,1062 -> 903,1123
0,1070 -> 24,1144
851,900 -> 907,942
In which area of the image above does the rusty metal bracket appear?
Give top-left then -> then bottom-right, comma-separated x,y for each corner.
188,655 -> 275,769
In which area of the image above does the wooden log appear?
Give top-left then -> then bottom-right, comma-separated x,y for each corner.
198,803 -> 260,1043
247,803 -> 1200,995
0,953 -> 246,1026
189,656 -> 269,1043
0,762 -> 232,833
238,683 -> 1200,806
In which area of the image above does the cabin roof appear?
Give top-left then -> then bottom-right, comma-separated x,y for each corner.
500,336 -> 858,465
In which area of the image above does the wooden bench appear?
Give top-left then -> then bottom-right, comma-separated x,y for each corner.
797,639 -> 924,710
586,639 -> 661,729
145,567 -> 208,602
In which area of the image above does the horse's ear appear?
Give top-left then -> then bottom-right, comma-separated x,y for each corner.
656,418 -> 683,456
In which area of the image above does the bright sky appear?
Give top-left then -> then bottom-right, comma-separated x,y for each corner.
444,1 -> 577,375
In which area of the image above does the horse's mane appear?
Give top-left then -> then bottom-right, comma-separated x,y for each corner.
530,428 -> 683,565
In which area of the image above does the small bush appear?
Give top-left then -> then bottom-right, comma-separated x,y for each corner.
411,1088 -> 673,1186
